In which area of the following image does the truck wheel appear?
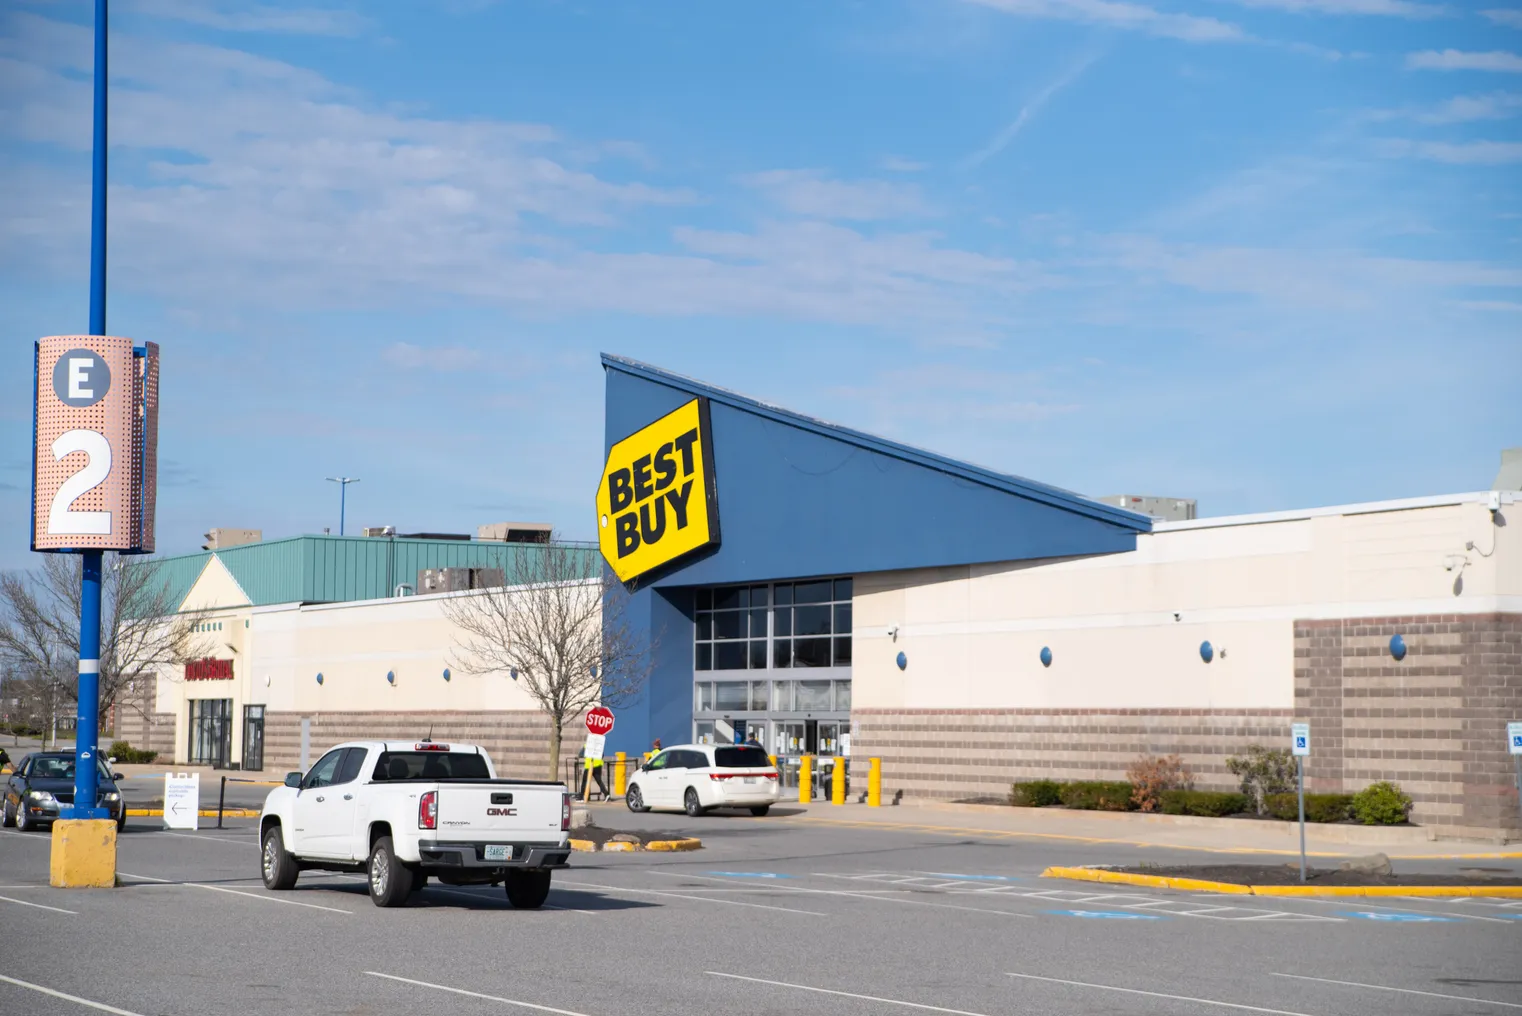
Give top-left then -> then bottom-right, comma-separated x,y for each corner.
626,784 -> 648,813
367,836 -> 414,908
748,805 -> 771,816
261,826 -> 300,891
504,870 -> 551,909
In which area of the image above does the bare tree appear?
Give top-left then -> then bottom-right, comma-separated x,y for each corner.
0,555 -> 213,740
442,540 -> 655,780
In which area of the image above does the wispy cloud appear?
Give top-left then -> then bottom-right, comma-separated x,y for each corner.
739,170 -> 931,220
1380,138 -> 1522,164
130,0 -> 370,36
881,155 -> 928,173
963,54 -> 1098,169
1459,299 -> 1522,311
1483,8 -> 1522,28
381,343 -> 487,372
961,0 -> 1244,42
1407,49 -> 1522,72
1368,91 -> 1522,122
1223,0 -> 1444,16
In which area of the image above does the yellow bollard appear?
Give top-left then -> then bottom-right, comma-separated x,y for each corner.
832,756 -> 846,805
768,754 -> 777,768
50,819 -> 117,888
868,757 -> 882,807
613,751 -> 627,797
798,755 -> 813,804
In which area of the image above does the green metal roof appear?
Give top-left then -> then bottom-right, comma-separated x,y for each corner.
145,535 -> 600,611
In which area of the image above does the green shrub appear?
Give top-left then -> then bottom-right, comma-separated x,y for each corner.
1351,781 -> 1412,825
108,740 -> 158,765
1059,781 -> 1136,811
1265,792 -> 1354,823
1010,779 -> 1063,808
1225,745 -> 1296,815
1160,790 -> 1249,817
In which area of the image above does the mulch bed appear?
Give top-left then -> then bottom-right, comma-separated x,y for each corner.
568,826 -> 689,847
1111,864 -> 1522,887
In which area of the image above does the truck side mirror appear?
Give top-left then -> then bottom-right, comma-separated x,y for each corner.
284,772 -> 302,789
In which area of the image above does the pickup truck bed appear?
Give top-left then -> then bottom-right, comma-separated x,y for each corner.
259,740 -> 572,908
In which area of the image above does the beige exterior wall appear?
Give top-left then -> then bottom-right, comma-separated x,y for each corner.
854,499 -> 1519,714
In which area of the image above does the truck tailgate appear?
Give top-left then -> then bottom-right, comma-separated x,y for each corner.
437,784 -> 565,839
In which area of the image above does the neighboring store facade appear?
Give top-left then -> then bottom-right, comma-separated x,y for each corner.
599,356 -> 1522,840
118,535 -> 595,777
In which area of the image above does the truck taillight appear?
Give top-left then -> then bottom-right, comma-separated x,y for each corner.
419,790 -> 438,830
561,792 -> 571,832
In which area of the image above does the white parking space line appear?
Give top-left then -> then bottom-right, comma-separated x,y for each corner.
650,871 -> 1035,918
1272,973 -> 1522,1010
558,879 -> 828,916
1006,973 -> 1324,1016
1247,894 -> 1514,924
119,871 -> 352,914
0,893 -> 78,915
707,971 -> 998,1016
0,973 -> 147,1016
366,971 -> 597,1015
152,831 -> 256,847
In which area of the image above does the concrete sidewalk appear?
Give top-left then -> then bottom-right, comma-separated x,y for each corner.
763,799 -> 1522,860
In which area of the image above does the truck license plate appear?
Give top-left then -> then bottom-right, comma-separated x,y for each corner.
484,845 -> 510,862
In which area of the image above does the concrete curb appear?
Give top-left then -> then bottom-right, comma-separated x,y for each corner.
568,837 -> 702,852
125,808 -> 261,818
1041,865 -> 1522,898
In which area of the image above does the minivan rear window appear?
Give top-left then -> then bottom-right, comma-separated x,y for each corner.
714,746 -> 771,769
372,751 -> 490,781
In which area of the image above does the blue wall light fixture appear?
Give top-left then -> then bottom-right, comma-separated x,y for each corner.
1389,634 -> 1407,661
1039,646 -> 1053,668
386,670 -> 395,685
510,668 -> 519,681
315,672 -> 324,685
1199,641 -> 1214,664
896,651 -> 907,671
442,668 -> 451,682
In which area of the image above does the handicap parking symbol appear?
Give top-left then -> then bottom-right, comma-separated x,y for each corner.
1049,910 -> 1163,920
1341,911 -> 1454,923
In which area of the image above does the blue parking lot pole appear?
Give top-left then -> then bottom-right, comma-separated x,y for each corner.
64,0 -> 109,822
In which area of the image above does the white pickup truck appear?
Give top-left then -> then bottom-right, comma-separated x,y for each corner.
258,740 -> 571,908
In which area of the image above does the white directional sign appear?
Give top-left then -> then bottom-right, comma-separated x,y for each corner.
164,772 -> 200,830
1508,722 -> 1522,756
1291,723 -> 1311,757
583,733 -> 606,762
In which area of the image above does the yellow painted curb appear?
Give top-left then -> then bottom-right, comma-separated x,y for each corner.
1041,867 -> 1522,898
644,838 -> 702,852
569,839 -> 597,852
602,841 -> 638,852
1041,866 -> 1252,895
125,808 -> 261,818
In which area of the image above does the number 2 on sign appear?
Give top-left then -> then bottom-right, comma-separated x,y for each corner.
47,430 -> 112,536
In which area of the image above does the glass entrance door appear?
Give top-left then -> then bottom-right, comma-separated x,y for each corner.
242,705 -> 265,771
188,699 -> 232,767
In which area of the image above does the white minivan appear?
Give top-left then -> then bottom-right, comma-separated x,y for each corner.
625,744 -> 780,817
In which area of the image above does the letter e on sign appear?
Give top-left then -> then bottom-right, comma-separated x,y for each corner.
595,397 -> 719,582
32,337 -> 160,553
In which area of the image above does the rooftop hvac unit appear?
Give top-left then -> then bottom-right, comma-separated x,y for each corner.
362,526 -> 396,537
417,567 -> 505,594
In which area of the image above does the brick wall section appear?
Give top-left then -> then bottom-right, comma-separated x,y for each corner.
262,711 -> 559,780
852,708 -> 1294,803
1293,613 -> 1519,840
113,681 -> 176,761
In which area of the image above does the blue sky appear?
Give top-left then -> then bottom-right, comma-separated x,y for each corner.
1,0 -> 1519,571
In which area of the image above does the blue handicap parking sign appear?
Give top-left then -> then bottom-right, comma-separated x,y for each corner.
1341,911 -> 1455,923
1048,910 -> 1163,920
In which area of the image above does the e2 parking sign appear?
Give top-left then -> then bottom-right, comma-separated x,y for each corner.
32,337 -> 159,553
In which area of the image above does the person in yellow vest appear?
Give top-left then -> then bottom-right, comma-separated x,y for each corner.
576,744 -> 609,800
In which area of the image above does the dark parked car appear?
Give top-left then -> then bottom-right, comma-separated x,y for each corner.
2,752 -> 126,832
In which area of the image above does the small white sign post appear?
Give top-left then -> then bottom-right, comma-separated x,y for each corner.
1508,722 -> 1522,828
1291,723 -> 1310,884
163,772 -> 200,830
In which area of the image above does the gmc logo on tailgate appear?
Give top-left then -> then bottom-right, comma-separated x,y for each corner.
487,807 -> 517,816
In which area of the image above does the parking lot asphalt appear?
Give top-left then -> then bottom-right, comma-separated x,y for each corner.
2,809 -> 1520,1016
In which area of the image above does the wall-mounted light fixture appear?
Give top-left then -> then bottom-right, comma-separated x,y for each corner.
386,670 -> 395,686
316,672 -> 324,685
1039,646 -> 1053,668
888,626 -> 900,642
1199,641 -> 1214,664
509,668 -> 519,681
442,668 -> 451,682
1389,634 -> 1407,661
896,651 -> 907,671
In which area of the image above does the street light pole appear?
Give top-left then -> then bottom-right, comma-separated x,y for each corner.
326,477 -> 359,536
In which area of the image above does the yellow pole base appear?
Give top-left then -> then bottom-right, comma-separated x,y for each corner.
613,752 -> 628,797
831,755 -> 846,805
49,819 -> 117,888
799,755 -> 813,804
868,757 -> 882,807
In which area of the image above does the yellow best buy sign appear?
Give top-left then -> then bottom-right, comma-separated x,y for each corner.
596,398 -> 720,582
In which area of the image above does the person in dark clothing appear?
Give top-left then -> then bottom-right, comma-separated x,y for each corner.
576,745 -> 609,799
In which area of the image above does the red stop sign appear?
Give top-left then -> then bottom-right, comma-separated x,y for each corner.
585,707 -> 615,735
